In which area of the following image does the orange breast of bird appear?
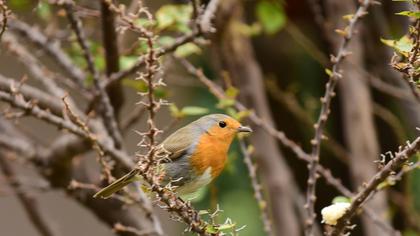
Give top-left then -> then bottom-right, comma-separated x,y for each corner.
189,125 -> 234,179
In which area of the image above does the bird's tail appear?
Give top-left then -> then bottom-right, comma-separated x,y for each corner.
93,169 -> 139,199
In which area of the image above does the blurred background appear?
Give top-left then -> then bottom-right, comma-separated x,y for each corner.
0,0 -> 419,236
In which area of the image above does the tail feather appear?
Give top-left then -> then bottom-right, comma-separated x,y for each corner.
93,169 -> 138,199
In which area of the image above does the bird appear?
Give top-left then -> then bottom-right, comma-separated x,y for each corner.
93,113 -> 252,199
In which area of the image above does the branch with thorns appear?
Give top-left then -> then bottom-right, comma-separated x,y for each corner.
0,0 -> 9,40
305,1 -> 377,234
329,136 -> 420,236
238,139 -> 273,236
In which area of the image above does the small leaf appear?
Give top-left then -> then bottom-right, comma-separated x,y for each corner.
123,79 -> 148,93
381,36 -> 413,57
205,225 -> 218,234
256,1 -> 286,34
198,210 -> 209,215
217,98 -> 236,109
332,196 -> 351,204
217,222 -> 236,231
225,86 -> 239,98
134,18 -> 156,28
342,14 -> 354,21
158,36 -> 176,47
335,28 -> 348,37
119,56 -> 138,70
236,22 -> 262,36
36,1 -> 51,20
180,106 -> 209,116
94,56 -> 105,71
174,43 -> 202,57
396,11 -> 420,18
156,4 -> 192,33
169,104 -> 181,118
325,68 -> 333,77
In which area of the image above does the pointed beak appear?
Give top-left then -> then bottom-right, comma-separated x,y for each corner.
237,126 -> 252,133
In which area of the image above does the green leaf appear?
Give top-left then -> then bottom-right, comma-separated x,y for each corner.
119,56 -> 138,70
134,18 -> 156,28
156,4 -> 192,33
169,104 -> 181,118
225,86 -> 239,98
236,22 -> 262,36
94,56 -> 105,71
158,36 -> 176,47
36,1 -> 51,20
174,43 -> 202,57
217,98 -> 236,109
332,196 -> 351,204
206,225 -> 219,234
217,222 -> 236,231
256,1 -> 286,34
123,79 -> 148,93
381,36 -> 413,57
396,11 -> 420,18
325,68 -> 333,77
180,106 -> 209,116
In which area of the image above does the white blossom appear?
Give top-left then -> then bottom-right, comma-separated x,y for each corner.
321,202 -> 351,225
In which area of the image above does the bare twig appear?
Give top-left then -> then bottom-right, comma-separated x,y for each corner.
0,74 -> 63,116
62,0 -> 123,149
329,136 -> 420,235
238,139 -> 273,236
3,33 -> 68,98
305,1 -> 375,234
0,89 -> 134,168
8,19 -> 86,88
0,0 -> 9,40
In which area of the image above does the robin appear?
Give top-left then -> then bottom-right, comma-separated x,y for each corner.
94,113 -> 252,199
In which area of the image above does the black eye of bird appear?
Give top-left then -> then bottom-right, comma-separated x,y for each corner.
219,121 -> 227,128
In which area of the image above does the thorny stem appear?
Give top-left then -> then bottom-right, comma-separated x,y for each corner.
329,136 -> 420,236
0,0 -> 9,40
305,1 -> 375,234
238,140 -> 273,236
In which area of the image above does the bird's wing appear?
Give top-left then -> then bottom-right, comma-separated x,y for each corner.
160,125 -> 200,161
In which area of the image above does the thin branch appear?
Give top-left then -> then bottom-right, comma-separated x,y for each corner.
3,33 -> 68,98
238,139 -> 273,236
305,1 -> 375,234
8,19 -> 86,88
0,0 -> 9,40
265,79 -> 349,163
0,153 -> 60,236
329,136 -> 420,235
61,0 -> 123,149
0,74 -> 63,116
0,89 -> 134,168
